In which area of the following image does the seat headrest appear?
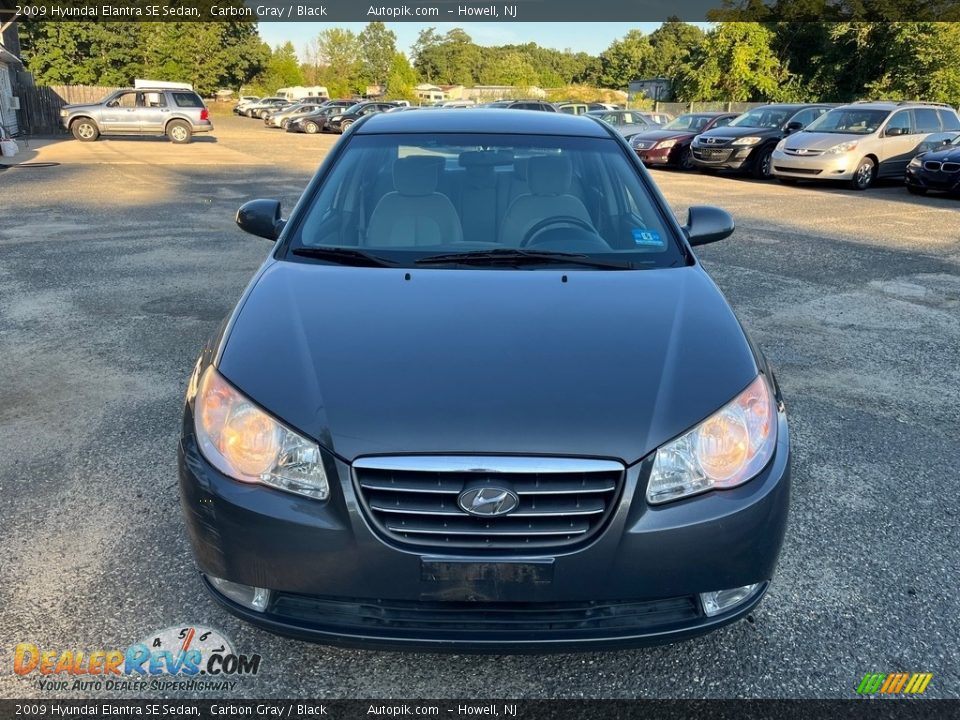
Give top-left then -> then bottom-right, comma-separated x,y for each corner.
394,156 -> 444,196
528,155 -> 573,196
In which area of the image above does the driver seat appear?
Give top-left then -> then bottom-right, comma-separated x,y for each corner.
498,155 -> 592,246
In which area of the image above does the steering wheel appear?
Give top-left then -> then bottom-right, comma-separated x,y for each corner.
520,216 -> 597,247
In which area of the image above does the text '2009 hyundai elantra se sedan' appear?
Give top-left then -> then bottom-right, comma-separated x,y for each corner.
177,109 -> 791,651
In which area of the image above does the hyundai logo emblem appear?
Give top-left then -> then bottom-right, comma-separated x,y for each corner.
458,486 -> 520,517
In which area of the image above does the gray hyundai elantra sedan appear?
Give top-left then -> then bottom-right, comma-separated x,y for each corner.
178,109 -> 791,651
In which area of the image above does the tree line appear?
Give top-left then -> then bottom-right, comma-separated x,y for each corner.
18,21 -> 960,104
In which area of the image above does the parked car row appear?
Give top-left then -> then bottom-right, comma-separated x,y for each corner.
629,101 -> 960,195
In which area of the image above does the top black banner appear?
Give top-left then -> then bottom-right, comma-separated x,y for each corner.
2,0 -> 959,22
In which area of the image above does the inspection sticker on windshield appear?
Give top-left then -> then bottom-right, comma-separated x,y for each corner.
632,228 -> 664,247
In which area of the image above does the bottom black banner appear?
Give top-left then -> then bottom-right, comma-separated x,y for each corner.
0,700 -> 956,720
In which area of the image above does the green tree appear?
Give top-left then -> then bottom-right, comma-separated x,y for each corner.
385,52 -> 418,100
358,22 -> 398,91
251,41 -> 304,95
598,30 -> 654,88
647,21 -> 705,82
674,23 -> 793,101
20,21 -> 265,94
313,27 -> 360,96
480,50 -> 539,87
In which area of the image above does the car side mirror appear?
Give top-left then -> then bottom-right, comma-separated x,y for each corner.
236,199 -> 285,241
785,121 -> 803,132
886,127 -> 907,137
683,205 -> 735,247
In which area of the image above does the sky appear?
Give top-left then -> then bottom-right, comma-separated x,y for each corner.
259,22 -> 673,59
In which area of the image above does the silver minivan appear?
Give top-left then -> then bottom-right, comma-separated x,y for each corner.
771,101 -> 960,190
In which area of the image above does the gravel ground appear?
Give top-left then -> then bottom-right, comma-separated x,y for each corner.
1,114 -> 958,699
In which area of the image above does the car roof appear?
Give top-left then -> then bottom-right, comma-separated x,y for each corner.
834,101 -> 955,112
356,108 -> 612,137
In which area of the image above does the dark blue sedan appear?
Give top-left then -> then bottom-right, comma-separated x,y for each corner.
178,109 -> 791,651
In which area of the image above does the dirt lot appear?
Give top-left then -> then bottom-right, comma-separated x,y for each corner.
1,114 -> 959,699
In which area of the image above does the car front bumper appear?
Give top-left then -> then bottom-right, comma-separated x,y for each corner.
690,144 -> 756,170
771,150 -> 856,180
178,410 -> 791,651
634,145 -> 677,166
906,166 -> 960,193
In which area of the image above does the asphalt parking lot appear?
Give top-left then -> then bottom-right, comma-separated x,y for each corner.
1,113 -> 958,699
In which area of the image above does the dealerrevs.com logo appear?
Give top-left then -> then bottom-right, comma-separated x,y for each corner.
14,626 -> 262,692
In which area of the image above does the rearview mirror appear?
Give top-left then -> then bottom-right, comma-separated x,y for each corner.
683,205 -> 735,247
236,199 -> 285,241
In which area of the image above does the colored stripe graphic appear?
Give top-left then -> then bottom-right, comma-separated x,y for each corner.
858,673 -> 932,695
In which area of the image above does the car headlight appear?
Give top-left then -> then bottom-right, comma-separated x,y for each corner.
775,139 -> 786,151
654,139 -> 678,150
908,155 -> 924,168
60,109 -> 68,117
646,375 -> 778,505
193,366 -> 330,500
826,141 -> 858,155
732,136 -> 762,146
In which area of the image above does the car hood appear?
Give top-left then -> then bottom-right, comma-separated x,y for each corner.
632,129 -> 694,143
698,126 -> 779,141
217,261 -> 759,465
920,145 -> 960,161
63,102 -> 101,112
784,131 -> 865,150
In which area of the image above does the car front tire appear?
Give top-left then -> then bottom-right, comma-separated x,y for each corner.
751,146 -> 774,179
850,157 -> 876,191
304,121 -> 319,134
71,119 -> 99,142
167,120 -> 193,144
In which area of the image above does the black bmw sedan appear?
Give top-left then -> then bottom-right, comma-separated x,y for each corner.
178,109 -> 791,651
906,134 -> 960,196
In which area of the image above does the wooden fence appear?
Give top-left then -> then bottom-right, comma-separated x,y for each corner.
14,72 -> 118,134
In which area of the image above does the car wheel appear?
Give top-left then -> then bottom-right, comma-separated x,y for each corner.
850,157 -> 875,191
751,146 -> 774,179
340,120 -> 353,132
259,110 -> 270,120
677,146 -> 694,171
71,119 -> 99,142
907,185 -> 927,196
245,110 -> 254,118
167,120 -> 192,144
280,119 -> 290,130
304,121 -> 319,134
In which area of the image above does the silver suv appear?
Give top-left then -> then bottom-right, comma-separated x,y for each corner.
61,88 -> 213,144
771,101 -> 960,190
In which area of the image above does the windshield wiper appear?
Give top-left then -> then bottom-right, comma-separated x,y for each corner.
291,246 -> 399,267
414,248 -> 636,270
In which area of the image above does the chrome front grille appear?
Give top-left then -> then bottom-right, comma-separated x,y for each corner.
925,160 -> 960,173
783,147 -> 824,156
353,456 -> 624,551
693,147 -> 733,161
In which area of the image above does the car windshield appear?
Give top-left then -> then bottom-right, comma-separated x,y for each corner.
663,114 -> 714,131
804,108 -> 889,135
287,133 -> 683,270
729,108 -> 792,129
